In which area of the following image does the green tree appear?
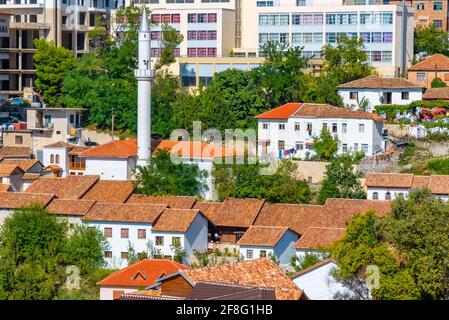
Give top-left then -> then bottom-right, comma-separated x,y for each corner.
213,160 -> 312,203
317,155 -> 366,205
302,73 -> 344,107
322,35 -> 374,84
431,77 -> 448,88
414,24 -> 449,55
33,39 -> 75,106
154,23 -> 184,70
313,129 -> 339,160
136,149 -> 208,197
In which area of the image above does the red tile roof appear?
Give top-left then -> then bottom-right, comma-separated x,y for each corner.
366,173 -> 449,195
423,87 -> 449,100
44,141 -> 74,148
337,75 -> 423,89
97,259 -> 189,287
46,199 -> 96,216
0,146 -> 31,158
193,202 -> 222,225
81,180 -> 136,203
127,195 -> 197,209
0,164 -> 24,177
0,159 -> 42,172
0,184 -> 11,192
83,202 -> 167,224
293,227 -> 345,249
255,103 -> 302,119
152,209 -> 206,233
0,192 -> 54,209
25,175 -> 100,199
237,226 -> 297,247
79,139 -> 138,159
408,54 -> 449,71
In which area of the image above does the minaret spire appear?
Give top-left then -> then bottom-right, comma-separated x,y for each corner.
135,7 -> 153,167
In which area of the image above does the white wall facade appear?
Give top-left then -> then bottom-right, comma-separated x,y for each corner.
84,157 -> 134,180
292,261 -> 348,300
0,208 -> 13,227
1,174 -> 22,191
99,286 -> 139,301
42,147 -> 68,176
257,116 -> 384,159
339,88 -> 423,112
366,187 -> 409,200
85,221 -> 153,269
240,246 -> 274,261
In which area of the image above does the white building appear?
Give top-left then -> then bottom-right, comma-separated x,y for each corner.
365,173 -> 449,201
294,227 -> 345,260
256,102 -> 385,159
0,192 -> 54,226
151,208 -> 210,265
338,75 -> 424,112
291,259 -> 348,300
237,226 -> 299,264
82,202 -> 168,269
46,199 -> 96,229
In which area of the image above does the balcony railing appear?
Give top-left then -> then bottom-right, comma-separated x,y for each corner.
68,163 -> 86,171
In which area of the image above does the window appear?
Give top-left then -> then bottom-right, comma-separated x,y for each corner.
434,2 -> 443,11
121,252 -> 129,259
279,124 -> 285,130
197,48 -> 207,57
155,236 -> 164,246
29,15 -> 37,23
172,237 -> 181,246
104,251 -> 112,258
433,20 -> 443,28
295,123 -> 300,131
55,154 -> 60,164
198,14 -> 207,23
296,141 -> 304,150
307,123 -> 312,132
15,135 -> 23,144
260,250 -> 267,258
417,72 -> 426,82
138,229 -> 146,239
359,123 -> 365,133
373,192 -> 379,200
354,143 -> 359,152
362,144 -> 369,153
104,227 -> 112,238
417,2 -> 424,10
322,123 -> 328,131
263,123 -> 268,130
246,249 -> 253,259
350,92 -> 358,100
121,228 -> 129,239
385,192 -> 391,200
342,144 -> 348,153
401,92 -> 409,100
332,123 -> 337,133
342,123 -> 347,134
278,140 -> 285,150
208,13 -> 217,23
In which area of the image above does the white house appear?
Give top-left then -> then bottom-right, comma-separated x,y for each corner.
0,159 -> 45,191
365,173 -> 449,201
294,227 -> 345,261
291,259 -> 348,300
338,75 -> 424,112
256,103 -> 385,160
46,199 -> 96,229
237,226 -> 299,265
82,202 -> 168,269
151,209 -> 210,265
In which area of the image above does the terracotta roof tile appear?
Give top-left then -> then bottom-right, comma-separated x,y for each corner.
0,146 -> 31,158
255,103 -> 302,120
154,140 -> 244,159
152,209 -> 205,233
83,202 -> 167,224
22,173 -> 40,180
25,175 -> 100,199
337,75 -> 423,89
46,199 -> 96,216
428,175 -> 449,195
127,194 -> 197,209
0,192 -> 54,209
97,259 -> 189,287
0,159 -> 41,172
408,54 -> 449,71
237,226 -> 297,247
365,173 -> 414,188
293,227 -> 345,249
0,184 -> 11,192
187,281 -> 277,300
44,141 -> 74,148
205,198 -> 265,228
423,87 -> 449,100
183,258 -> 303,300
411,175 -> 431,189
68,146 -> 91,156
80,139 -> 138,158
193,202 -> 222,225
81,180 -> 136,203
0,164 -> 24,177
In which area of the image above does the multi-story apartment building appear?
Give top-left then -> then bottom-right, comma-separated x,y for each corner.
389,0 -> 449,31
0,0 -> 114,99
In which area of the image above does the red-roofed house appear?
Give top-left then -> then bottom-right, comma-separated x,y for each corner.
408,54 -> 449,88
256,103 -> 385,159
97,259 -> 189,300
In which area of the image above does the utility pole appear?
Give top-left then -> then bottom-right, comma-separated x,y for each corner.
111,107 -> 115,141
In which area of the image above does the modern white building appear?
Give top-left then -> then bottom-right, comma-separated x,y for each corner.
365,173 -> 449,201
237,226 -> 299,264
338,75 -> 424,111
291,259 -> 348,300
256,102 -> 386,159
151,208 -> 209,265
82,202 -> 168,269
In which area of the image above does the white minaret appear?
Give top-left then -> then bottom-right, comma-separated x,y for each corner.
135,8 -> 153,167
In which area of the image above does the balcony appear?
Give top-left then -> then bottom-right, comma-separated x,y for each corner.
33,121 -> 53,130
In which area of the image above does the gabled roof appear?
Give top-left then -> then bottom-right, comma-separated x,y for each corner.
0,183 -> 11,192
25,175 -> 100,199
293,227 -> 345,250
79,139 -> 138,159
0,164 -> 24,177
255,103 -> 384,122
237,226 -> 298,247
337,75 -> 423,89
187,281 -> 276,300
193,202 -> 222,225
0,159 -> 42,172
127,195 -> 197,209
46,199 -> 96,216
44,141 -> 74,149
0,146 -> 31,158
423,87 -> 449,100
83,202 -> 167,224
365,173 -> 414,188
152,209 -> 206,233
81,180 -> 136,203
97,259 -> 189,287
408,54 -> 449,71
181,258 -> 304,300
428,175 -> 449,195
0,192 -> 54,209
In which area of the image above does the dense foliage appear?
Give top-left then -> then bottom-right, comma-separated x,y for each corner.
431,77 -> 448,88
313,129 -> 339,160
414,24 -> 449,56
